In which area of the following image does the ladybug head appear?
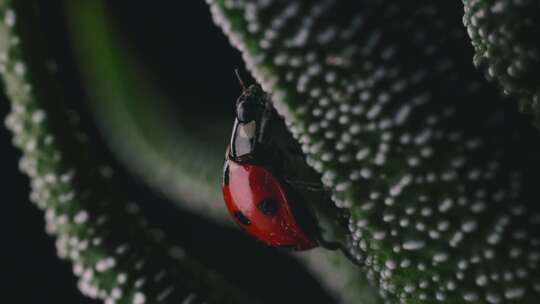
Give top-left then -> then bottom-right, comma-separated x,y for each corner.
235,85 -> 266,123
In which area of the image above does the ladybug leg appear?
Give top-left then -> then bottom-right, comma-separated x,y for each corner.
283,178 -> 328,192
278,145 -> 330,192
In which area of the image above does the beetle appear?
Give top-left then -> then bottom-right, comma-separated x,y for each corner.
221,71 -> 320,250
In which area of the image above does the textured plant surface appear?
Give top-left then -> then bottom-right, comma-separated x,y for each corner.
463,0 -> 540,126
0,2 -> 255,303
5,0 -> 540,304
208,0 -> 540,303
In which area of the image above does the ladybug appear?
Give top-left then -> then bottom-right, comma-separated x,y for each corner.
222,72 -> 320,250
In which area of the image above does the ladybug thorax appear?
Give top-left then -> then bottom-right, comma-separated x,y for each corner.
229,86 -> 272,161
222,160 -> 316,250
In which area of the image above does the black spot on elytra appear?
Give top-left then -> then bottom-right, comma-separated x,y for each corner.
257,198 -> 278,216
234,211 -> 251,225
223,163 -> 230,185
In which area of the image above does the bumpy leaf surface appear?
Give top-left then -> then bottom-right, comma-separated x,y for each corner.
463,0 -> 540,126
0,2 -> 255,303
209,0 -> 540,303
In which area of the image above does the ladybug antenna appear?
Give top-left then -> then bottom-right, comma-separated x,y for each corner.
234,69 -> 247,91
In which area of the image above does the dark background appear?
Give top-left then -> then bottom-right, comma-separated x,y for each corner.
1,2 -> 335,303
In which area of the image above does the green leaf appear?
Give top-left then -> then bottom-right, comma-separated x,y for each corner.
208,1 -> 540,303
0,2 -> 256,303
299,250 -> 385,304
463,0 -> 540,126
63,1 -> 230,222
63,3 -> 386,302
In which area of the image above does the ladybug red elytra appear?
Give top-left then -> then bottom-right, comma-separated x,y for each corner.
222,72 -> 318,250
